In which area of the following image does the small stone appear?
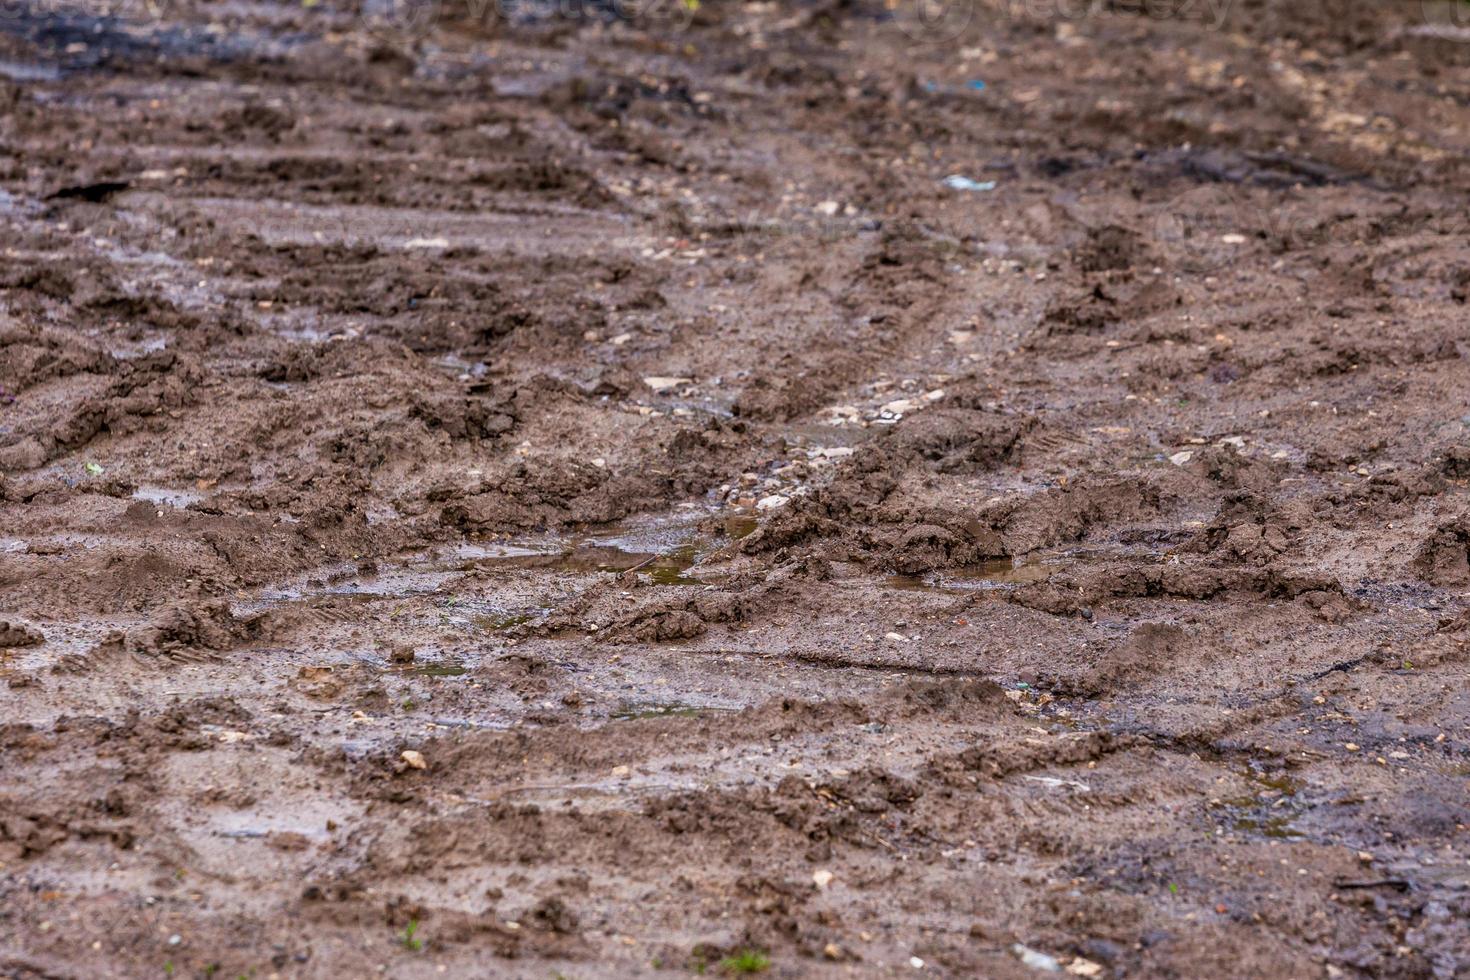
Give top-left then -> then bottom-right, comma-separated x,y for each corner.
885,631 -> 909,643
909,957 -> 925,969
1220,233 -> 1247,244
612,765 -> 631,778
756,494 -> 789,511
400,750 -> 428,770
823,942 -> 844,961
1168,450 -> 1194,466
1344,742 -> 1360,752
1067,959 -> 1103,977
812,869 -> 834,891
591,457 -> 606,468
389,644 -> 416,665
815,200 -> 840,216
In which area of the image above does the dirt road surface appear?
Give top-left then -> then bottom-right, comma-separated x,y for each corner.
1,0 -> 1468,975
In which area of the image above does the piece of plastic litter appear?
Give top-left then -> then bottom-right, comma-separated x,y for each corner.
942,175 -> 996,192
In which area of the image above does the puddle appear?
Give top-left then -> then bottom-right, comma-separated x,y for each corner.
0,60 -> 61,82
0,7 -> 309,74
1216,765 -> 1305,840
412,660 -> 468,677
252,507 -> 729,624
724,514 -> 758,539
450,511 -> 719,585
420,717 -> 512,732
132,485 -> 204,509
253,565 -> 456,607
610,700 -> 730,721
886,559 -> 1056,593
1231,815 -> 1303,839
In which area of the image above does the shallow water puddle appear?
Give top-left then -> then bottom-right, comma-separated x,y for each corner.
447,510 -> 724,584
132,485 -> 205,509
610,699 -> 739,721
245,508 -> 738,636
411,659 -> 468,677
886,559 -> 1056,593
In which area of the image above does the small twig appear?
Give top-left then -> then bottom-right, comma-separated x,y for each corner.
617,554 -> 660,576
1332,879 -> 1410,892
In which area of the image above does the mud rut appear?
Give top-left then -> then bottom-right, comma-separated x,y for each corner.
1,0 -> 1469,976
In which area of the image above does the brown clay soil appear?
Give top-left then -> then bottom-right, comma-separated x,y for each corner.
2,0 -> 1470,975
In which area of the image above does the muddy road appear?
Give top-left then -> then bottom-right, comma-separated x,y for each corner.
1,0 -> 1469,975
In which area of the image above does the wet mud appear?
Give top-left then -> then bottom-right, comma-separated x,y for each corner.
1,0 -> 1469,975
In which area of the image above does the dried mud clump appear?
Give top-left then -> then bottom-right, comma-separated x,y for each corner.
1413,517 -> 1470,585
95,599 -> 267,663
0,620 -> 44,647
599,589 -> 748,643
883,408 -> 1028,473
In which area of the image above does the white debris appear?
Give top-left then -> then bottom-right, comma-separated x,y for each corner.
812,869 -> 834,891
885,631 -> 909,643
400,750 -> 428,770
403,237 -> 449,249
756,494 -> 789,511
1024,775 -> 1091,792
815,200 -> 840,216
824,404 -> 862,426
1012,944 -> 1061,972
643,376 -> 691,392
1168,450 -> 1194,466
1220,233 -> 1247,245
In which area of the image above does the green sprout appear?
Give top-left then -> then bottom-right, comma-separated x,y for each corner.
718,950 -> 770,975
